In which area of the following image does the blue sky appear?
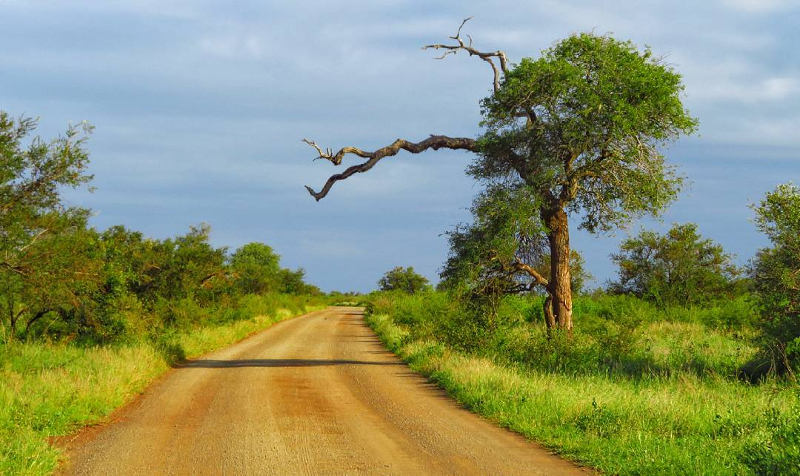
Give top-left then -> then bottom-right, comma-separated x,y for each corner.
2,0 -> 798,292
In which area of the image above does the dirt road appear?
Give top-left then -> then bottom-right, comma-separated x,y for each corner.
62,308 -> 588,475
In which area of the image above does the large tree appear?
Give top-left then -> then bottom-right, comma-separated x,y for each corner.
303,20 -> 696,334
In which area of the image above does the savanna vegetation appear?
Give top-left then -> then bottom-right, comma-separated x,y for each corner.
361,196 -> 800,474
302,20 -> 800,476
3,14 -> 798,475
364,200 -> 800,474
365,290 -> 798,475
0,112 -> 327,474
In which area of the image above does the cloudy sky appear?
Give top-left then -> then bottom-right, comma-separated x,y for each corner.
2,0 -> 798,292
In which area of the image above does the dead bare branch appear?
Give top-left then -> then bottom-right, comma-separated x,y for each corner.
303,135 -> 477,201
423,17 -> 509,92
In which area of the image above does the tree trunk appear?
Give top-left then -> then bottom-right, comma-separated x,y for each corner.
542,294 -> 556,334
7,303 -> 20,343
543,207 -> 573,336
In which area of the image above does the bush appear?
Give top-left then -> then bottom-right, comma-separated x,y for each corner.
610,223 -> 741,307
751,183 -> 800,374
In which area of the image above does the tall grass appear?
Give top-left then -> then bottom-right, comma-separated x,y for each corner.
0,294 -> 325,475
366,291 -> 799,475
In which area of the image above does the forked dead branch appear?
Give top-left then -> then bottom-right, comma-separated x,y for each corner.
302,18 -> 503,202
301,136 -> 477,201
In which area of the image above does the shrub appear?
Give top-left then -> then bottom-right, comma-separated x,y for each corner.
610,223 -> 741,307
751,183 -> 800,375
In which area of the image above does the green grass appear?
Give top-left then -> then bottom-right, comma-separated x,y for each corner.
365,292 -> 800,475
0,302 -> 324,475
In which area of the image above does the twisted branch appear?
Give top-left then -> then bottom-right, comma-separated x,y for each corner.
486,250 -> 549,290
510,259 -> 550,288
303,135 -> 477,201
423,17 -> 509,92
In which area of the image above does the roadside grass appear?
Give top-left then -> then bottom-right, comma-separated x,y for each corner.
0,299 -> 324,475
365,292 -> 800,475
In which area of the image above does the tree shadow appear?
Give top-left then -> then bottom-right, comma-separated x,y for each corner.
173,358 -> 402,368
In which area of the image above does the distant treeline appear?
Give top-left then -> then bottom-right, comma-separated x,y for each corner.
0,112 -> 322,344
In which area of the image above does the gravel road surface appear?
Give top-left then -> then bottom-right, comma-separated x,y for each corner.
62,307 -> 588,475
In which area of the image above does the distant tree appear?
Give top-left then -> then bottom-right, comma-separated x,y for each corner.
610,223 -> 739,307
279,267 -> 321,295
229,242 -> 282,295
750,183 -> 800,373
302,21 -> 697,335
378,266 -> 430,294
142,224 -> 228,305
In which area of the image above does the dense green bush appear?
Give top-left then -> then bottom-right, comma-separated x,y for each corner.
610,223 -> 741,307
751,183 -> 800,374
0,212 -> 324,344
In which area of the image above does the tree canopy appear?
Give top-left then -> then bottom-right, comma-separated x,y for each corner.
0,113 -> 96,340
475,33 -> 697,233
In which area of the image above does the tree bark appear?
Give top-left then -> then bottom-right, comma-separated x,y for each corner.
543,294 -> 556,330
543,207 -> 573,335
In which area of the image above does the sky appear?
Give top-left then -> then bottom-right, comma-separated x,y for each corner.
1,0 -> 799,292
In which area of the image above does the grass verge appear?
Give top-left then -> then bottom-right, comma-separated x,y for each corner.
366,311 -> 800,475
0,304 -> 324,475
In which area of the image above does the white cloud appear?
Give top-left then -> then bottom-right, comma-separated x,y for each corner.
721,0 -> 799,12
694,75 -> 800,103
198,33 -> 270,60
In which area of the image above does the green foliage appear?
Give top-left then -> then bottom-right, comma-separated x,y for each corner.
739,398 -> 800,475
475,33 -> 697,232
751,183 -> 800,374
0,114 -> 97,342
441,184 -> 545,291
0,110 -> 323,346
368,291 -> 759,379
278,267 -> 322,295
610,223 -> 741,307
366,291 -> 797,475
0,113 -> 93,222
377,266 -> 430,294
230,242 -> 281,294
